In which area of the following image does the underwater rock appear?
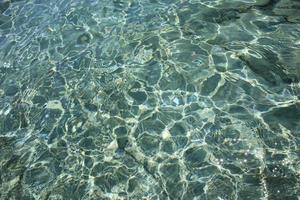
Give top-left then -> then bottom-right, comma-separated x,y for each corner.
4,85 -> 19,96
273,0 -> 300,22
0,0 -> 10,14
262,103 -> 300,133
237,47 -> 297,85
77,32 -> 91,44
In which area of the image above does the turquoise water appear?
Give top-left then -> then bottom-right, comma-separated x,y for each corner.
1,0 -> 300,199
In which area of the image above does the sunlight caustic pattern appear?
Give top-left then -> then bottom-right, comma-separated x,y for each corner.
0,0 -> 300,199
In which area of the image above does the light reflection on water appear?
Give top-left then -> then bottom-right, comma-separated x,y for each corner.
0,0 -> 300,199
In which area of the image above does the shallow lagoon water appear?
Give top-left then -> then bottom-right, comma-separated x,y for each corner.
1,0 -> 300,199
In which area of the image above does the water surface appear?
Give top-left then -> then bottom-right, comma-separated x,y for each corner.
1,0 -> 300,199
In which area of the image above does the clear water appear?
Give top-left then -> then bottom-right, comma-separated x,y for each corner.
1,0 -> 300,199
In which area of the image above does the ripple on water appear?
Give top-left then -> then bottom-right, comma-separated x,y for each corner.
0,0 -> 300,199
